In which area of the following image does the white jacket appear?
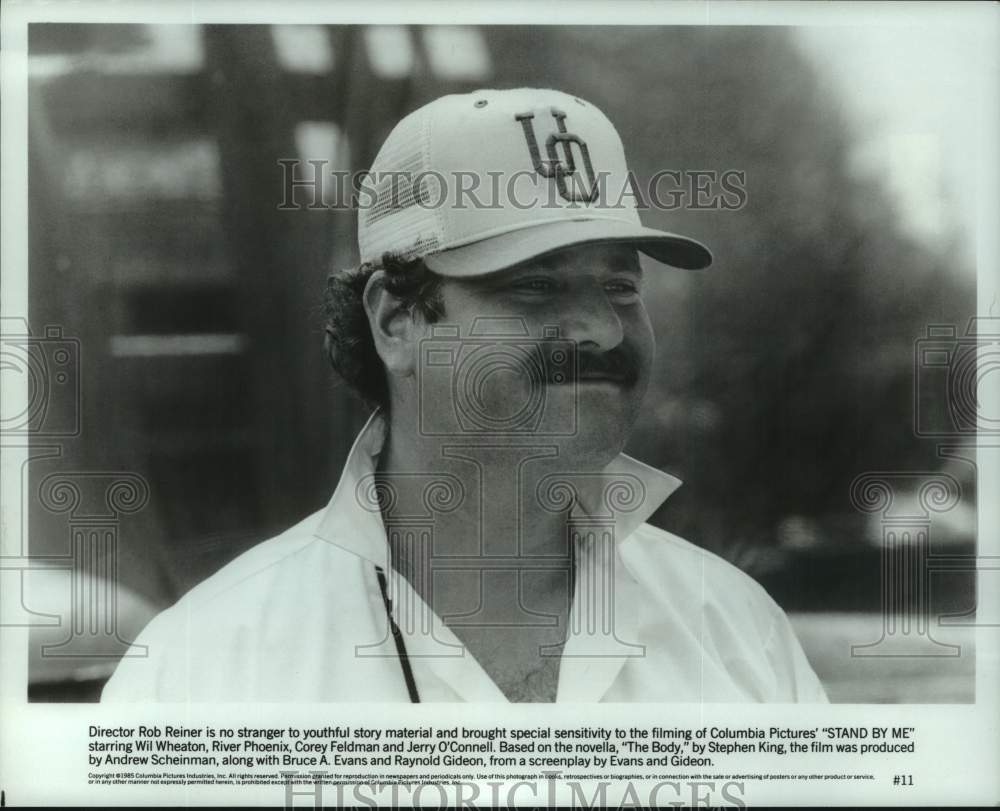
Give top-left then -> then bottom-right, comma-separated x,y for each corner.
102,414 -> 828,703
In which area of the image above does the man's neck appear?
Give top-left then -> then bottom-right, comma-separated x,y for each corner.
379,421 -> 587,551
376,418 -> 590,618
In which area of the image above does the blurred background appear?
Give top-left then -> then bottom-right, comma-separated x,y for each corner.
21,23 -> 982,702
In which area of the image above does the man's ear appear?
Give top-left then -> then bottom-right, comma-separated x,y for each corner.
362,270 -> 422,376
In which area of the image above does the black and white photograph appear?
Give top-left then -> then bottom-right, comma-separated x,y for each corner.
2,1 -> 998,806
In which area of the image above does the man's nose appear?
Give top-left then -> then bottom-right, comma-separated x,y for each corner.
557,287 -> 624,351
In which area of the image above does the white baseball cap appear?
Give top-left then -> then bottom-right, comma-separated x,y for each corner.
358,87 -> 712,276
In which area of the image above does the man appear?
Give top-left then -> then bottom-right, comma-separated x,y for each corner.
102,87 -> 826,703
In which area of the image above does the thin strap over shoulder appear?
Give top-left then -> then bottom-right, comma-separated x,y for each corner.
375,565 -> 421,703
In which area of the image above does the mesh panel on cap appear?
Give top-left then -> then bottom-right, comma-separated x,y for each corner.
358,108 -> 444,264
364,153 -> 427,226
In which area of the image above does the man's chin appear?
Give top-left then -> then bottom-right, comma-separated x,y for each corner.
550,413 -> 637,471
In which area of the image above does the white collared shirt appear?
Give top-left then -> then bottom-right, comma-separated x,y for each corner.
102,413 -> 827,703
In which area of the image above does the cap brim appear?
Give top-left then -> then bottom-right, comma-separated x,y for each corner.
422,218 -> 712,277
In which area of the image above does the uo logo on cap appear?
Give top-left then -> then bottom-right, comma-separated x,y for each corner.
515,108 -> 599,203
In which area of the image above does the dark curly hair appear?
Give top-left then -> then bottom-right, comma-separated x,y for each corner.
323,253 -> 446,410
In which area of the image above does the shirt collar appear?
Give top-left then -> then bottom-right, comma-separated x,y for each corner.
314,409 -> 682,566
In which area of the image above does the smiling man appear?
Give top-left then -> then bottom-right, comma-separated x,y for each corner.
102,88 -> 827,703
